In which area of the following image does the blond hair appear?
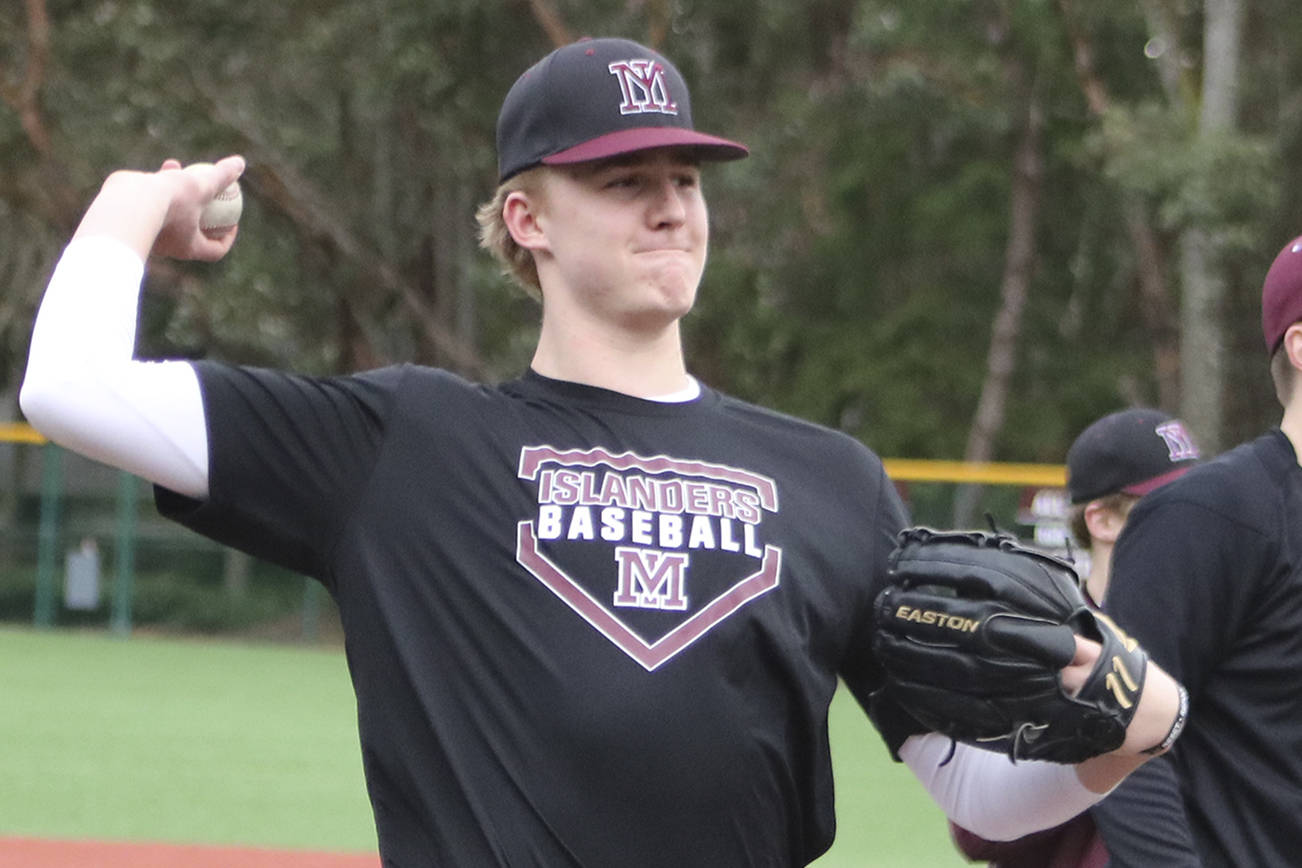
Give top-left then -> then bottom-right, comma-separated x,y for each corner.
475,167 -> 546,298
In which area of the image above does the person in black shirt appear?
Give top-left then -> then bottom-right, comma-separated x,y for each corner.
950,407 -> 1201,868
20,36 -> 1186,867
1091,235 -> 1302,866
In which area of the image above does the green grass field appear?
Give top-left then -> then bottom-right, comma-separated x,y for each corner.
0,626 -> 967,866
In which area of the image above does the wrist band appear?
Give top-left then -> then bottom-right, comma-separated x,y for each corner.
1142,684 -> 1189,755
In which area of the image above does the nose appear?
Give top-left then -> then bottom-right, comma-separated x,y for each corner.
648,178 -> 688,228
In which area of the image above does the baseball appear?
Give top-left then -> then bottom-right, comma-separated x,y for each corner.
192,163 -> 243,237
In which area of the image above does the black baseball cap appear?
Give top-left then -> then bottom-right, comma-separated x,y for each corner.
1066,408 -> 1201,504
495,37 -> 749,183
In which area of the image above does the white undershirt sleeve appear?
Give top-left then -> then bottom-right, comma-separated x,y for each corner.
19,236 -> 210,498
899,732 -> 1105,841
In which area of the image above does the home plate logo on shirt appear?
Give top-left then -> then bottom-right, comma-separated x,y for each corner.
516,446 -> 783,671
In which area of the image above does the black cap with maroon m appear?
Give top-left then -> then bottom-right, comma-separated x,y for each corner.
495,37 -> 749,183
1066,408 -> 1201,505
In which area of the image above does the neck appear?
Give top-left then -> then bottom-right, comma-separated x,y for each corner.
1281,401 -> 1302,465
1085,541 -> 1113,604
531,310 -> 690,399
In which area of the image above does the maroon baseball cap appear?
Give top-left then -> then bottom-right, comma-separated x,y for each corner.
495,37 -> 749,183
1261,234 -> 1302,354
1065,408 -> 1201,504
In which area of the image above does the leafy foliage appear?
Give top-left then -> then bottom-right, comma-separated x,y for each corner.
4,0 -> 1302,463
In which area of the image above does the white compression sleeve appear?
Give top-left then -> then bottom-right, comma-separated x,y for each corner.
899,732 -> 1105,841
19,236 -> 210,498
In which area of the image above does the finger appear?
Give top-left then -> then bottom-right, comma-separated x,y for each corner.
212,154 -> 247,186
1072,635 -> 1100,666
160,158 -> 182,170
175,158 -> 245,213
1060,636 -> 1101,696
985,616 -> 1077,667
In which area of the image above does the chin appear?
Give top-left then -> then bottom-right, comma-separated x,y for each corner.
650,266 -> 703,304
620,287 -> 696,331
655,282 -> 699,318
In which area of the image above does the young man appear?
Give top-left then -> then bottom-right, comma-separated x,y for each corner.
20,37 -> 1183,867
950,407 -> 1200,867
1086,235 -> 1302,867
1065,408 -> 1201,606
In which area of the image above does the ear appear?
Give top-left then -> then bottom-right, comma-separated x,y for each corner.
1083,501 -> 1125,544
1284,323 -> 1302,374
502,189 -> 549,253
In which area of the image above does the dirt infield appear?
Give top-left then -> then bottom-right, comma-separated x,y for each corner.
0,837 -> 379,867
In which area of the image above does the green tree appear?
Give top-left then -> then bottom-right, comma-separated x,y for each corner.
5,0 -> 1302,480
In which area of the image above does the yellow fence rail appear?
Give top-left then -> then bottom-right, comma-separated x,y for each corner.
883,459 -> 1066,488
3,421 -> 1068,486
0,422 -> 46,445
4,422 -> 1066,635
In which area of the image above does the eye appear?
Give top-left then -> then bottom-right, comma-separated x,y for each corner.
604,173 -> 641,190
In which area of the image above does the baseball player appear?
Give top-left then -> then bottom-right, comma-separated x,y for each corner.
950,407 -> 1201,867
1065,408 -> 1201,607
20,37 -> 1185,866
1084,237 -> 1302,866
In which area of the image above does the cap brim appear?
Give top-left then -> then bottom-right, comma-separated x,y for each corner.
542,127 -> 749,166
1120,465 -> 1194,497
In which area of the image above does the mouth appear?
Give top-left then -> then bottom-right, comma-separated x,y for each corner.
635,247 -> 694,257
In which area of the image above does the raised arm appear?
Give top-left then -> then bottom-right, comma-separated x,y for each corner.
19,157 -> 246,498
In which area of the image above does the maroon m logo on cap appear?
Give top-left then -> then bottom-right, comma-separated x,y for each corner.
1155,421 -> 1199,461
608,60 -> 679,116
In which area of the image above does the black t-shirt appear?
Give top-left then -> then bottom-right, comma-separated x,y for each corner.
1093,429 -> 1302,867
157,363 -> 913,867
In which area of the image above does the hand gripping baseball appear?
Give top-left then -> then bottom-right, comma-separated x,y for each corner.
871,527 -> 1152,763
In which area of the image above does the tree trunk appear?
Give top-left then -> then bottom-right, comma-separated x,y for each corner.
1178,231 -> 1225,449
952,82 -> 1044,528
1178,0 -> 1244,453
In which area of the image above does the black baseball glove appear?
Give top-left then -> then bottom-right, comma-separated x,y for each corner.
872,527 -> 1148,763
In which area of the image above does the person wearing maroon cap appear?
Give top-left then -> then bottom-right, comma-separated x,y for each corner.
1081,235 -> 1302,867
949,407 -> 1200,868
19,37 -> 1185,866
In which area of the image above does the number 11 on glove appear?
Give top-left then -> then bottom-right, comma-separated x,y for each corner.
871,527 -> 1166,764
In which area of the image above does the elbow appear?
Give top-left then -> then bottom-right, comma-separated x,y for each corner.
948,811 -> 1037,843
19,371 -> 59,437
902,735 -> 1098,842
18,366 -> 81,444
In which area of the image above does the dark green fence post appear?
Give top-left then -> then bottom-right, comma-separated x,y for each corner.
301,577 -> 321,642
110,471 -> 138,636
33,442 -> 63,629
